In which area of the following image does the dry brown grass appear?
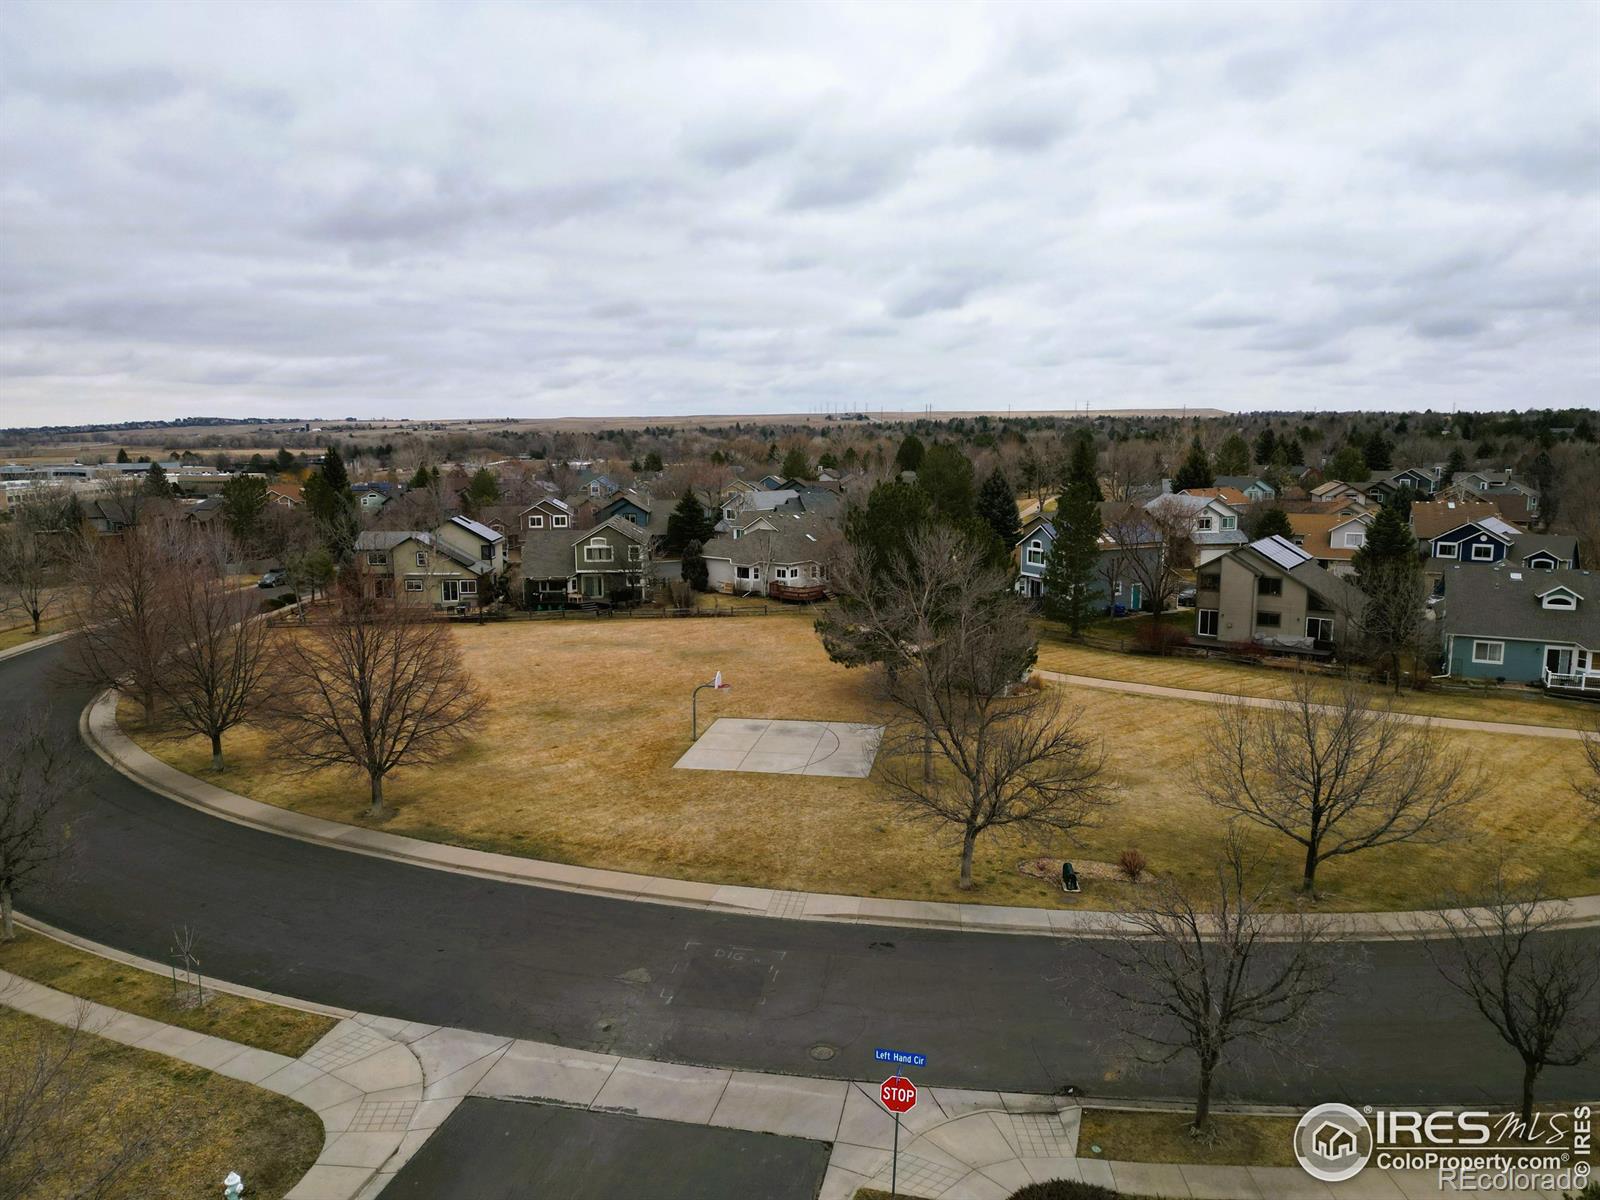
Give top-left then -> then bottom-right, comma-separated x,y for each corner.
124,617 -> 1600,910
1035,625 -> 1597,731
0,1006 -> 323,1199
1079,1108 -> 1300,1167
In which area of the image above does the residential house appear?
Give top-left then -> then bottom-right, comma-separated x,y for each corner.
699,516 -> 833,600
570,516 -> 651,601
1150,492 -> 1247,565
354,529 -> 495,610
1284,508 -> 1373,577
775,478 -> 846,521
350,482 -> 396,513
578,471 -> 621,500
515,496 -> 574,536
720,488 -> 801,525
1437,564 -> 1598,689
1193,535 -> 1364,656
1014,508 -> 1160,613
266,482 -> 303,508
594,488 -> 653,527
433,514 -> 508,577
1310,480 -> 1365,503
1213,476 -> 1277,502
1362,466 -> 1441,502
1441,471 -> 1541,525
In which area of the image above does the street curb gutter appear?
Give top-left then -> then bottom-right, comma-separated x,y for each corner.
81,690 -> 1600,942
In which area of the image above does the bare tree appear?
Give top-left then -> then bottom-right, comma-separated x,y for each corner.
1575,718 -> 1600,819
838,525 -> 1112,888
1096,835 -> 1341,1134
1101,497 -> 1193,616
1200,672 -> 1483,894
0,492 -> 78,636
269,588 -> 485,817
65,521 -> 178,715
151,527 -> 276,771
1417,873 -> 1600,1130
0,710 -> 81,941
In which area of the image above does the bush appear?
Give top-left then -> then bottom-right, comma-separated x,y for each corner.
1131,618 -> 1187,656
1117,848 -> 1147,882
1008,1182 -> 1118,1200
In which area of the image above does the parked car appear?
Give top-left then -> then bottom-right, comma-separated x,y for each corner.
1176,586 -> 1197,608
258,567 -> 288,588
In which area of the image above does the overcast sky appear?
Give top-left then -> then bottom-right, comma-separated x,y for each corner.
2,1 -> 1596,426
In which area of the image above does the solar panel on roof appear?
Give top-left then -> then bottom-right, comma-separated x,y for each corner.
1251,535 -> 1312,571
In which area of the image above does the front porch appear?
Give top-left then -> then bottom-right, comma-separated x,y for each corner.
1543,667 -> 1600,696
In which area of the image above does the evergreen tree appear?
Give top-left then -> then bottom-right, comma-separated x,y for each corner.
1443,447 -> 1467,486
274,447 -> 296,474
1384,486 -> 1418,522
643,451 -> 664,472
116,447 -> 131,464
976,467 -> 1021,551
409,464 -> 433,490
1281,436 -> 1304,467
320,446 -> 351,495
465,468 -> 501,511
1251,506 -> 1294,541
1329,443 -> 1370,482
307,448 -> 359,560
142,461 -> 173,498
780,446 -> 810,479
1353,505 -> 1424,692
818,451 -> 839,471
665,491 -> 715,554
893,433 -> 925,474
1065,432 -> 1103,501
1042,481 -> 1102,634
680,539 -> 709,591
222,474 -> 269,548
1215,433 -> 1251,476
1253,428 -> 1278,466
917,444 -> 976,521
1363,430 -> 1393,471
1172,438 -> 1214,491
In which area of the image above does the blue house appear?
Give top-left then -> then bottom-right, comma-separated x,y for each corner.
1439,564 -> 1600,691
1428,515 -> 1520,565
1015,511 -> 1158,613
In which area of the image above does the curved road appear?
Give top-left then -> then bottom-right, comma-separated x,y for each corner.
13,640 -> 1599,1106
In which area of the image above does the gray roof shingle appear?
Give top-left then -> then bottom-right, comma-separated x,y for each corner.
1440,564 -> 1600,646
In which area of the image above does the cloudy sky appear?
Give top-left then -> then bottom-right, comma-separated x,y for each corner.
2,0 -> 1596,425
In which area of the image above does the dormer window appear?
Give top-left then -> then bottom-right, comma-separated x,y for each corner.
1539,587 -> 1581,611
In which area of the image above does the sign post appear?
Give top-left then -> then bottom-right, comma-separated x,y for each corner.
879,1074 -> 917,1196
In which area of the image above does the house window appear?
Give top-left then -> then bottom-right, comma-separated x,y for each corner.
480,544 -> 494,560
1527,555 -> 1556,570
415,551 -> 427,568
1220,516 -> 1237,531
528,515 -> 544,529
1436,542 -> 1458,558
1256,611 -> 1281,628
1026,540 -> 1045,566
459,579 -> 477,595
1198,572 -> 1220,590
366,552 -> 389,567
1257,577 -> 1282,597
1472,640 -> 1505,665
628,545 -> 642,561
1542,593 -> 1577,610
736,565 -> 762,581
1197,608 -> 1218,637
1470,542 -> 1495,561
552,516 -> 568,528
1196,516 -> 1213,532
1113,581 -> 1123,597
583,539 -> 613,563
1343,531 -> 1366,548
404,579 -> 423,592
1307,616 -> 1333,641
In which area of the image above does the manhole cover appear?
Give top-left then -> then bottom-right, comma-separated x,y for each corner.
809,1044 -> 837,1061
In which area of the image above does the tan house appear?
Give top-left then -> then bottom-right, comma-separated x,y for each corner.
1194,535 -> 1365,656
1285,509 -> 1373,577
354,530 -> 493,610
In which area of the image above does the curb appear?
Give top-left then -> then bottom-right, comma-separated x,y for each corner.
82,690 -> 1600,941
0,628 -> 74,664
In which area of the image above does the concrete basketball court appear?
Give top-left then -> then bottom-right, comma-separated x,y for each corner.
675,718 -> 883,778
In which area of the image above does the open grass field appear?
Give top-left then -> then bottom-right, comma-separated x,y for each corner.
0,929 -> 336,1057
0,613 -> 70,653
123,618 -> 1600,911
1036,620 -> 1599,731
0,1005 -> 323,1199
1078,1108 -> 1298,1168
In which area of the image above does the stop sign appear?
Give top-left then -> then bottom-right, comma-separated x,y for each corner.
880,1075 -> 917,1113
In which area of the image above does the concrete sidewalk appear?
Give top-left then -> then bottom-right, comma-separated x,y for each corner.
84,688 -> 1600,942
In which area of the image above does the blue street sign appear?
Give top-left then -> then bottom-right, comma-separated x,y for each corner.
874,1047 -> 927,1068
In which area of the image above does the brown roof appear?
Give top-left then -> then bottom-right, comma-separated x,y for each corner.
1409,499 -> 1503,541
1287,510 -> 1371,561
1182,486 -> 1249,505
266,482 -> 302,504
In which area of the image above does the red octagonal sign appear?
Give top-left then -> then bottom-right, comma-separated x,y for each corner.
880,1075 -> 917,1114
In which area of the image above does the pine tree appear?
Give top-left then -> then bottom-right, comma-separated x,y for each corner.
665,491 -> 715,554
1065,432 -> 1102,501
780,446 -> 810,479
1251,506 -> 1293,540
1329,444 -> 1369,483
465,468 -> 501,511
917,445 -> 976,522
1215,433 -> 1250,476
1172,438 -> 1214,491
1253,428 -> 1278,467
1443,447 -> 1467,486
680,539 -> 709,591
1353,505 -> 1424,692
409,464 -> 432,490
894,434 -> 925,474
116,447 -> 131,464
142,461 -> 173,498
1042,480 -> 1102,634
976,467 -> 1021,550
642,451 -> 664,472
1364,430 -> 1393,471
274,447 -> 296,474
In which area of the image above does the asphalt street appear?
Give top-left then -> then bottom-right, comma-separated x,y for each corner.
384,1099 -> 830,1199
11,638 -> 1600,1106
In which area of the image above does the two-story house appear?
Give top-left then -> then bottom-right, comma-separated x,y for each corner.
1156,492 -> 1247,565
1285,508 -> 1373,577
1443,470 -> 1541,524
517,515 -> 653,606
1363,466 -> 1441,502
355,529 -> 495,610
1213,476 -> 1277,503
1015,508 -> 1161,613
1193,535 -> 1364,656
1438,565 -> 1598,689
699,513 -> 836,600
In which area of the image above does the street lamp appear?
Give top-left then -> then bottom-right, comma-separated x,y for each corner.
692,671 -> 729,741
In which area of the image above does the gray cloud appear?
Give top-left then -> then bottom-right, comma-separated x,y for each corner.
0,0 -> 1595,423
